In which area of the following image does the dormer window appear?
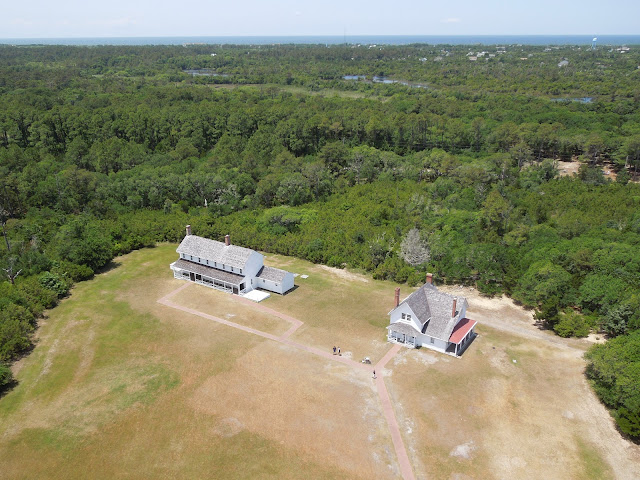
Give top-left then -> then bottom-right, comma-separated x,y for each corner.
401,313 -> 412,321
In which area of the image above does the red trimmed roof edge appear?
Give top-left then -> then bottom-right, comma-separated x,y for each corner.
448,318 -> 477,344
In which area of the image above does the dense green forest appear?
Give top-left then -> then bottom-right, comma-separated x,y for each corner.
1,42 -> 640,438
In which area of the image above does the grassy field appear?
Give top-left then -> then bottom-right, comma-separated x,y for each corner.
0,244 -> 628,479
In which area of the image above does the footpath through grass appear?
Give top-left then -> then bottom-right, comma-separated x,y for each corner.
0,245 -> 351,479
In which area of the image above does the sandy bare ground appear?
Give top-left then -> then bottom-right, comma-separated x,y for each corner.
438,286 -> 589,354
417,284 -> 640,480
318,264 -> 370,283
557,159 -> 618,181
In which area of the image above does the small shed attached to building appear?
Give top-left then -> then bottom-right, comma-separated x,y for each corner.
170,226 -> 295,295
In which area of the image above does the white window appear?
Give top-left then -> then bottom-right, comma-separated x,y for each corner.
401,313 -> 406,319
239,269 -> 242,274
401,313 -> 412,321
430,337 -> 435,344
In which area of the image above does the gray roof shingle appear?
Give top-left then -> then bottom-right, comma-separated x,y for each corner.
386,322 -> 421,336
401,283 -> 468,341
256,266 -> 288,283
176,235 -> 255,269
172,259 -> 244,284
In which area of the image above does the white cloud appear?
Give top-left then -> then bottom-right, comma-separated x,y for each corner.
440,17 -> 461,23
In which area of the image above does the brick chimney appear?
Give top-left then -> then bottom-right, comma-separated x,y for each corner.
394,287 -> 401,308
224,234 -> 231,246
451,298 -> 457,318
186,225 -> 192,236
426,273 -> 433,284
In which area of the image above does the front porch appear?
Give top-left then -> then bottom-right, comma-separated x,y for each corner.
446,318 -> 478,357
170,260 -> 250,295
387,331 -> 418,348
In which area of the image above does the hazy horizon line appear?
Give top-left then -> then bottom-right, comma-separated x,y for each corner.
2,34 -> 631,39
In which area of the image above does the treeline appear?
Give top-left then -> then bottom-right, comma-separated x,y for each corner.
1,44 -> 639,439
2,43 -> 640,100
2,79 -> 640,166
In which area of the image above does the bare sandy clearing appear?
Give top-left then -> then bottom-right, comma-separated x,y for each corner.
557,159 -> 618,181
558,160 -> 581,177
438,285 -> 592,353
318,264 -> 371,283
386,324 -> 639,480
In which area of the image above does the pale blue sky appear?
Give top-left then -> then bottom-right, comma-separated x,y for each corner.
3,0 -> 639,38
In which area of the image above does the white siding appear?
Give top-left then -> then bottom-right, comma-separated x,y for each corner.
280,272 -> 295,294
389,304 -> 422,332
172,245 -> 295,296
256,272 -> 294,295
415,333 -> 448,353
244,252 -> 265,278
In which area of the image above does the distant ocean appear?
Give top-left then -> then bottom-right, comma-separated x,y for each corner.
1,35 -> 639,46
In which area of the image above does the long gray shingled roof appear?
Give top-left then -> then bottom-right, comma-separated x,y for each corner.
401,283 -> 468,341
172,259 -> 244,284
256,265 -> 288,283
176,235 -> 256,269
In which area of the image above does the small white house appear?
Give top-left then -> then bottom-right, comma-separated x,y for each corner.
170,225 -> 295,295
387,275 -> 477,356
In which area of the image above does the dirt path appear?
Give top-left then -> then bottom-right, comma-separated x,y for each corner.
158,283 -> 415,480
236,296 -> 304,338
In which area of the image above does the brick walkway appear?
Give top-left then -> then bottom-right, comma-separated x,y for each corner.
158,283 -> 416,480
375,344 -> 415,480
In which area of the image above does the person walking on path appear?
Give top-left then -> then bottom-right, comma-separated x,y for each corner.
338,347 -> 341,356
333,346 -> 336,355
373,370 -> 376,379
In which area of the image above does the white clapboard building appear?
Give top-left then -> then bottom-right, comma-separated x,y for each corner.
387,274 -> 477,356
170,225 -> 294,295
